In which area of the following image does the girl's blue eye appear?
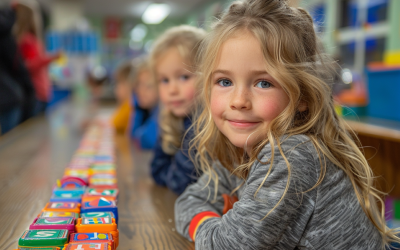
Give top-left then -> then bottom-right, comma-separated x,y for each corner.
161,78 -> 168,84
256,80 -> 272,88
180,75 -> 190,81
217,79 -> 232,87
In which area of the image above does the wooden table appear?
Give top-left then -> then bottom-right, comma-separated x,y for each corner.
345,117 -> 400,196
0,100 -> 194,250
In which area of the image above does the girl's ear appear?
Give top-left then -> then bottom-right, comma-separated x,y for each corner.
298,101 -> 307,112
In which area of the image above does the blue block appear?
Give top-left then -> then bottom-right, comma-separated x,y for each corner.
50,193 -> 82,203
81,199 -> 118,223
53,187 -> 86,196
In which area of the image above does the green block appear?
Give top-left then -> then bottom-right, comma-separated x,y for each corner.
35,217 -> 73,225
19,229 -> 69,247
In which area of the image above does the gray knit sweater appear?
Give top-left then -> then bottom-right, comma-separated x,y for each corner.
175,135 -> 383,249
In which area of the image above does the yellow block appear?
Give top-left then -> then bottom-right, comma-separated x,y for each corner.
384,51 -> 400,65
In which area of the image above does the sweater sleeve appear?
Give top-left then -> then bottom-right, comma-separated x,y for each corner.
175,162 -> 238,240
150,136 -> 172,186
175,136 -> 320,249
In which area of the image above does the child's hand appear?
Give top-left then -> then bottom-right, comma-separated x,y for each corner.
222,194 -> 238,214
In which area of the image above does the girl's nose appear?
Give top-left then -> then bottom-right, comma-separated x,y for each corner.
229,87 -> 251,110
168,81 -> 179,95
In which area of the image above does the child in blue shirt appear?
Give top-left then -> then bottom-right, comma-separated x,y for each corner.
129,57 -> 159,149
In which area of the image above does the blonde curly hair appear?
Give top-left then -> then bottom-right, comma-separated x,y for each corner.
190,0 -> 399,247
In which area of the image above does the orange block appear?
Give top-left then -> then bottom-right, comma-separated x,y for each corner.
42,202 -> 81,214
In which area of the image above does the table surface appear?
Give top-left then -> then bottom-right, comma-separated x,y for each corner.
0,100 -> 194,250
344,116 -> 400,142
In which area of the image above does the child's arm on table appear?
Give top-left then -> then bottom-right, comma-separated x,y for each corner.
151,128 -> 199,195
150,136 -> 172,186
175,136 -> 320,249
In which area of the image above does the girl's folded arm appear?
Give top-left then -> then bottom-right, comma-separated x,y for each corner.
175,162 -> 236,240
190,141 -> 319,249
150,136 -> 172,186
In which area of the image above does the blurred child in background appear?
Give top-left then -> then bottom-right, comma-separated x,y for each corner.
0,5 -> 35,134
149,25 -> 206,194
13,0 -> 60,115
112,61 -> 134,134
129,57 -> 159,149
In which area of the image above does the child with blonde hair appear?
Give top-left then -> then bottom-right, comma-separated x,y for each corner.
150,25 -> 206,194
175,0 -> 399,249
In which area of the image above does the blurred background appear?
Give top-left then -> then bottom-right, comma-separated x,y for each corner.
0,0 -> 399,186
0,0 -> 398,123
0,0 -> 400,236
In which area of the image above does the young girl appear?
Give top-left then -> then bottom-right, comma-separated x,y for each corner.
175,0 -> 399,249
150,25 -> 206,195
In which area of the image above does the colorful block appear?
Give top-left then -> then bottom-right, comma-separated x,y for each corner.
18,248 -> 60,250
63,242 -> 111,250
29,217 -> 75,233
69,233 -> 115,249
82,188 -> 118,203
64,169 -> 89,178
80,212 -> 115,219
60,176 -> 88,188
81,198 -> 118,223
38,211 -> 79,219
85,188 -> 118,197
50,193 -> 82,203
52,187 -> 86,196
89,178 -> 117,188
18,229 -> 69,248
42,202 -> 81,214
90,164 -> 115,171
88,169 -> 116,176
75,217 -> 119,247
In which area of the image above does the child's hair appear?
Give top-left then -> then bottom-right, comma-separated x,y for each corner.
150,25 -> 206,155
131,56 -> 150,90
14,0 -> 42,41
114,61 -> 134,85
191,0 -> 399,247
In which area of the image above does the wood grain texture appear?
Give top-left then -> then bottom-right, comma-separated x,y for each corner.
0,100 -> 194,250
344,117 -> 400,196
345,117 -> 400,142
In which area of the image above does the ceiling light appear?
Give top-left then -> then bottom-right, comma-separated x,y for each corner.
130,24 -> 148,42
142,3 -> 170,24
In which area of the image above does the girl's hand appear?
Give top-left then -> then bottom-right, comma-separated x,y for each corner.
222,194 -> 238,214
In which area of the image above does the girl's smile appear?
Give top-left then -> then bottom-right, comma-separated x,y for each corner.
227,119 -> 261,129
